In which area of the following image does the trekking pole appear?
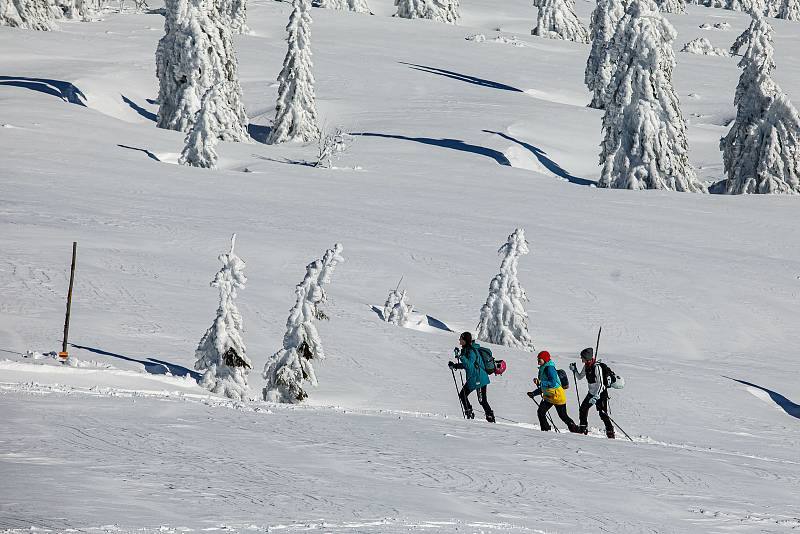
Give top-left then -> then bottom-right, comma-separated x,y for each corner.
600,411 -> 634,442
450,366 -> 466,419
572,368 -> 581,406
528,394 -> 560,433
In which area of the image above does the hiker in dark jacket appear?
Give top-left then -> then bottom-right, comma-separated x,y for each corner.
529,351 -> 579,433
448,332 -> 495,422
570,347 -> 615,438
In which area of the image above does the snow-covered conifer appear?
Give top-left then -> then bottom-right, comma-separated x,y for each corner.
1,0 -> 57,29
598,0 -> 705,192
657,0 -> 686,12
383,288 -> 413,326
394,0 -> 459,24
179,85 -> 221,169
720,13 -> 800,194
194,234 -> 252,401
156,0 -> 249,141
775,0 -> 800,19
216,0 -> 248,34
532,0 -> 590,42
315,0 -> 370,13
262,244 -> 344,403
267,0 -> 320,144
585,0 -> 628,109
476,229 -> 536,351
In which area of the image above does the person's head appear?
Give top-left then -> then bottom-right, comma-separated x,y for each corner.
459,332 -> 473,348
580,347 -> 595,365
537,350 -> 551,366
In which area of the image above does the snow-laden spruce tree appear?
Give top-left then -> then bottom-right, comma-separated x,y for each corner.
267,0 -> 321,144
156,0 -> 249,141
0,0 -> 57,29
179,85 -> 221,169
476,229 -> 536,351
598,0 -> 705,192
194,234 -> 252,401
775,0 -> 800,19
657,0 -> 686,13
720,13 -> 800,194
532,0 -> 590,42
262,244 -> 344,403
394,0 -> 459,24
681,36 -> 729,55
216,0 -> 248,34
383,288 -> 413,326
585,0 -> 628,109
315,0 -> 370,13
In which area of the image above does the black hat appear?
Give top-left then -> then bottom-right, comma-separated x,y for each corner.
580,348 -> 594,360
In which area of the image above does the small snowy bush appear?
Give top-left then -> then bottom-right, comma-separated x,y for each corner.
383,288 -> 413,326
314,0 -> 370,13
394,0 -> 459,24
476,228 -> 536,351
262,244 -> 344,403
681,37 -> 729,55
315,126 -> 353,168
194,234 -> 252,401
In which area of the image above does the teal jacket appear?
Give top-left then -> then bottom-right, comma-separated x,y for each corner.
538,360 -> 561,390
459,343 -> 491,391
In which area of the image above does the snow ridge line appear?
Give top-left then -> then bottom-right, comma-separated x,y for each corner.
2,381 -> 797,467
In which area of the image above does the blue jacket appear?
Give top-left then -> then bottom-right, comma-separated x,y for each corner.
537,360 -> 561,390
459,343 -> 491,391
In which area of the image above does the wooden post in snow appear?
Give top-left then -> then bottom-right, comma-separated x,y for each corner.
59,241 -> 77,362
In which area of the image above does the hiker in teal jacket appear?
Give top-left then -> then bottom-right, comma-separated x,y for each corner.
449,332 -> 495,422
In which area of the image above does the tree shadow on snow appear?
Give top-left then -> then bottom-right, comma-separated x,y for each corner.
247,123 -> 271,144
354,132 -> 512,166
369,305 -> 454,332
724,376 -> 800,420
71,344 -> 202,381
0,76 -> 86,106
399,62 -> 523,93
482,130 -> 594,186
117,144 -> 161,162
121,95 -> 157,121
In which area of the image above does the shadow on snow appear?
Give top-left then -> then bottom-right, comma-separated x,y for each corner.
71,343 -> 202,381
724,376 -> 800,420
399,62 -> 523,93
354,132 -> 512,167
0,76 -> 87,106
117,144 -> 161,162
482,129 -> 594,186
121,95 -> 157,121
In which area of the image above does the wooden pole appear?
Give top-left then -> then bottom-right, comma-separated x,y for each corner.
60,242 -> 77,361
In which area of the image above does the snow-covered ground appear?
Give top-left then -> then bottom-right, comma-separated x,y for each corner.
1,0 -> 800,531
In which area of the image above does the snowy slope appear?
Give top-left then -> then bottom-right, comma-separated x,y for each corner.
1,0 -> 800,531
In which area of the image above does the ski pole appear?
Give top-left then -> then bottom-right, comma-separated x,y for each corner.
451,366 -> 465,419
572,368 -> 581,407
600,411 -> 634,442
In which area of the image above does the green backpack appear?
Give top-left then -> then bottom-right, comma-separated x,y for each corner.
476,346 -> 496,374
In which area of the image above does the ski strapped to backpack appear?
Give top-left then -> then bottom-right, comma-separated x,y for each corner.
476,346 -> 506,376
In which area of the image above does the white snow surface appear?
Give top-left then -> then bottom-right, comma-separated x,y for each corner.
1,0 -> 800,532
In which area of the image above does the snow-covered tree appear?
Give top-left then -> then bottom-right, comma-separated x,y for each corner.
476,229 -> 536,351
394,0 -> 459,24
775,0 -> 800,19
179,85 -> 221,169
532,0 -> 590,42
215,0 -> 248,33
315,0 -> 370,13
195,234 -> 252,401
267,0 -> 321,144
657,0 -> 686,12
262,244 -> 344,403
720,13 -> 800,194
1,0 -> 58,29
681,36 -> 729,55
156,0 -> 249,141
598,0 -> 705,192
383,288 -> 413,326
585,0 -> 628,109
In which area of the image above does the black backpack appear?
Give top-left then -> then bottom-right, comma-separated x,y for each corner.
557,368 -> 569,390
598,361 -> 622,389
476,346 -> 496,374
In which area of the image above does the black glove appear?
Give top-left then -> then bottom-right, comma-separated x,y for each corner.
448,361 -> 456,369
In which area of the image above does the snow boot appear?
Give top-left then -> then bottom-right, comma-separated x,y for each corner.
465,409 -> 475,420
579,424 -> 588,435
606,429 -> 615,439
485,412 -> 495,423
568,423 -> 581,433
